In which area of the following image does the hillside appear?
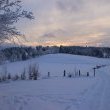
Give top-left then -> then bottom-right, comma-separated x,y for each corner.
0,54 -> 110,76
0,54 -> 110,110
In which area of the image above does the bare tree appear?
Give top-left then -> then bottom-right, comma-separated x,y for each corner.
28,64 -> 33,80
0,0 -> 34,43
28,63 -> 40,80
13,74 -> 19,80
21,67 -> 26,80
0,77 -> 1,82
7,73 -> 11,79
32,64 -> 40,80
1,64 -> 7,81
63,70 -> 66,77
0,51 -> 6,64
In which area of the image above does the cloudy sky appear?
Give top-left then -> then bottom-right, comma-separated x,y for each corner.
17,0 -> 110,46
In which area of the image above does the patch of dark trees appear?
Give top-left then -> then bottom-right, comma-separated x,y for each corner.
0,45 -> 110,64
59,46 -> 110,58
0,46 -> 59,63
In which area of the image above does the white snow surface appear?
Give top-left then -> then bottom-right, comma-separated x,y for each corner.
0,54 -> 110,110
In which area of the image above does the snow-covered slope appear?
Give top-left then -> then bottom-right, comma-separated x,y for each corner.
0,54 -> 110,77
0,54 -> 110,110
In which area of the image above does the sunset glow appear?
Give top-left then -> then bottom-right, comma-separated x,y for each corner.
17,0 -> 110,47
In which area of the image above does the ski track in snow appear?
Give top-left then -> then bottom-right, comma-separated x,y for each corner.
67,68 -> 110,110
1,72 -> 110,110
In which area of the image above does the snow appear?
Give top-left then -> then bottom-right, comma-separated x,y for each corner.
0,54 -> 110,110
0,54 -> 110,77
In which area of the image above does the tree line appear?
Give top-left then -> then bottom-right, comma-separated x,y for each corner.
0,45 -> 110,64
0,46 -> 59,64
59,46 -> 110,58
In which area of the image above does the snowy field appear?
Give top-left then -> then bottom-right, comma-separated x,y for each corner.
0,54 -> 110,110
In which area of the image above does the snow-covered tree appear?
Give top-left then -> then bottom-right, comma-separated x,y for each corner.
0,0 -> 34,43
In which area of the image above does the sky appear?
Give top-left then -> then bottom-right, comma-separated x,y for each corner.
17,0 -> 110,47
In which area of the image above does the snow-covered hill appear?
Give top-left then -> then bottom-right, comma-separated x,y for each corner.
0,54 -> 110,77
0,54 -> 110,110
